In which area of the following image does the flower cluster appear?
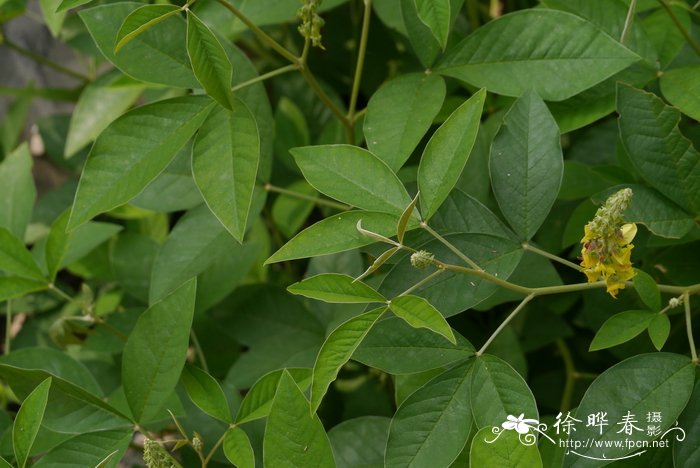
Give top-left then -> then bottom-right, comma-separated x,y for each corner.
580,188 -> 637,298
298,0 -> 325,49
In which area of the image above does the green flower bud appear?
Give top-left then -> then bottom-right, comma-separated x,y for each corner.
410,250 -> 434,269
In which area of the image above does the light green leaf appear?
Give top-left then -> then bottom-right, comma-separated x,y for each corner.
470,427 -> 543,468
389,295 -> 456,344
438,9 -> 639,101
590,310 -> 655,351
181,364 -> 231,423
490,90 -> 563,240
414,0 -> 450,49
353,316 -> 474,374
0,227 -> 44,281
122,279 -> 196,423
44,210 -> 71,281
397,193 -> 420,245
0,277 -> 47,302
13,377 -> 51,468
32,429 -> 132,468
224,426 -> 255,468
617,84 -> 700,214
291,145 -> 411,214
80,2 -> 198,88
418,88 -> 485,219
660,65 -> 700,122
386,361 -> 473,468
310,308 -> 385,413
288,274 -> 386,304
364,73 -> 446,171
186,12 -> 235,109
57,0 -> 91,12
565,353 -> 695,466
39,0 -> 65,38
65,72 -> 144,158
264,371 -> 335,467
0,143 -> 36,239
648,314 -> 670,351
470,354 -> 538,428
114,4 -> 181,53
328,416 -> 390,468
633,269 -> 661,311
69,95 -> 214,230
236,368 -> 312,424
266,211 -> 405,264
192,101 -> 259,242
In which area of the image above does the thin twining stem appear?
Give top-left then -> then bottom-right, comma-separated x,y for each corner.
477,293 -> 535,355
421,222 -> 482,270
684,293 -> 698,363
522,242 -> 583,272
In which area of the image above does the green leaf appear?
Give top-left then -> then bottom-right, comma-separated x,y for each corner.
389,295 -> 456,344
0,93 -> 31,158
353,316 -> 474,374
399,0 -> 440,67
470,354 -> 538,428
149,204 -> 247,304
69,95 -> 214,230
414,0 -> 450,49
633,269 -> 661,311
288,274 -> 386,304
648,314 -> 670,351
490,90 -> 563,240
385,361 -> 473,467
589,310 -> 656,351
565,353 -> 695,466
186,12 -> 235,110
192,101 -> 260,242
271,180 -> 317,238
80,3 -> 199,88
660,65 -> 700,122
674,380 -> 700,467
328,416 -> 390,468
0,456 -> 11,468
114,4 -> 181,53
0,277 -> 48,302
223,426 -> 255,468
65,72 -> 144,158
39,0 -> 66,38
122,279 -> 196,423
0,227 -> 44,281
57,0 -> 91,12
32,429 -> 132,468
291,145 -> 411,214
181,364 -> 231,423
13,377 -> 51,468
0,143 -> 36,239
397,193 -> 420,245
418,89 -> 485,219
264,371 -> 335,467
642,4 -> 690,69
470,427 -> 543,468
44,210 -> 71,281
617,84 -> 700,214
363,73 -> 446,171
437,9 -> 639,101
266,211 -> 405,264
310,307 -> 385,413
236,368 -> 312,424
429,189 -> 514,239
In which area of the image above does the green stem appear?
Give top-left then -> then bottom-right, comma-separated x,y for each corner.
203,430 -> 228,467
399,269 -> 444,296
190,329 -> 209,374
684,293 -> 699,363
522,242 -> 582,272
620,0 -> 637,45
5,300 -> 11,355
421,222 -> 482,270
214,0 -> 299,63
231,64 -> 298,92
476,294 -> 534,355
48,283 -> 74,302
556,339 -> 576,413
657,0 -> 700,55
94,317 -> 128,342
347,0 -> 372,132
264,183 -> 351,210
2,37 -> 90,82
299,67 -> 352,131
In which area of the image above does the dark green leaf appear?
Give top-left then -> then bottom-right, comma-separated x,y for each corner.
0,227 -> 44,281
438,9 -> 639,101
470,427 -> 543,467
674,380 -> 700,467
69,95 -> 214,230
490,90 -> 563,240
236,368 -> 312,424
633,269 -> 661,311
0,277 -> 47,302
397,192 -> 420,245
589,310 -> 656,351
114,5 -> 181,53
264,371 -> 335,467
389,295 -> 456,344
122,279 -> 196,423
181,364 -> 231,423
310,308 -> 385,413
288,274 -> 386,304
418,88 -> 485,219
648,314 -> 670,351
328,416 -> 390,468
32,429 -> 132,468
660,65 -> 700,122
414,0 -> 450,49
13,377 -> 51,468
223,426 -> 255,468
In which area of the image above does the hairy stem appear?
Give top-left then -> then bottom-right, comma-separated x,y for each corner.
657,0 -> 700,55
620,0 -> 637,45
347,0 -> 372,131
477,294 -> 534,355
522,242 -> 582,272
421,222 -> 482,270
264,183 -> 351,210
684,293 -> 699,363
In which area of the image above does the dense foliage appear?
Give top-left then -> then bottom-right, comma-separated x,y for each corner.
0,0 -> 700,466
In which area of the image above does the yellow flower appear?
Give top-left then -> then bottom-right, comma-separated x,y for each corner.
580,189 -> 636,298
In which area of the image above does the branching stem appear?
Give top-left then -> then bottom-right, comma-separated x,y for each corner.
421,222 -> 482,270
